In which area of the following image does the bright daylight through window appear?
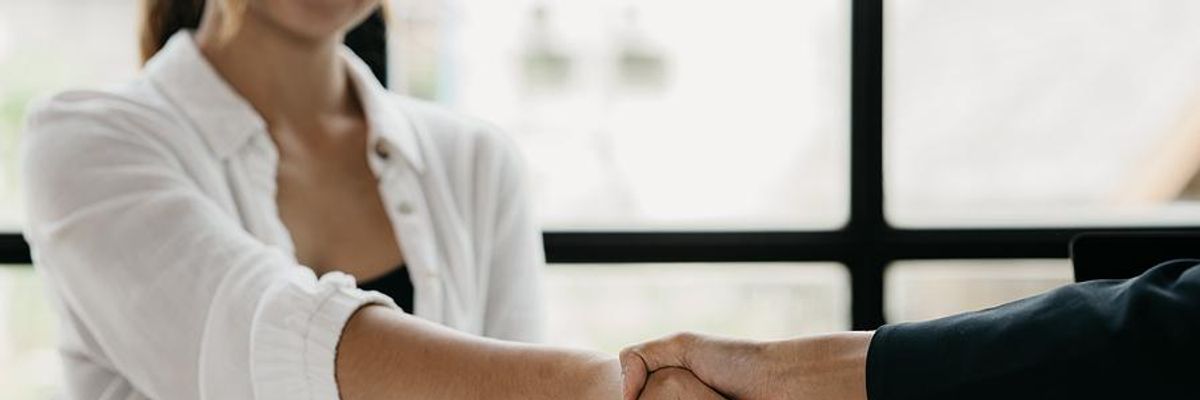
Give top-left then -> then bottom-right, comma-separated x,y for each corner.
886,0 -> 1200,227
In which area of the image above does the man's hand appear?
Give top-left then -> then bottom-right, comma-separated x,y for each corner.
620,333 -> 766,399
620,331 -> 874,400
638,367 -> 727,400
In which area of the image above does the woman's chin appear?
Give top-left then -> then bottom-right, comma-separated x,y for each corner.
259,0 -> 377,40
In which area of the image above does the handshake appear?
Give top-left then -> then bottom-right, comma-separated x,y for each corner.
616,331 -> 874,400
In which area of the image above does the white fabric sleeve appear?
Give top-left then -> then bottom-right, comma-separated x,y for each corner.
475,126 -> 548,343
251,271 -> 396,399
21,95 -> 396,400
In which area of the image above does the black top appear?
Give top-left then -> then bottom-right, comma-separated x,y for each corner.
359,264 -> 415,314
866,259 -> 1200,399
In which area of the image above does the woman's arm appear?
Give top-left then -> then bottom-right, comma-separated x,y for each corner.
337,305 -> 620,399
329,120 -> 623,399
23,94 -> 618,399
23,95 -> 355,399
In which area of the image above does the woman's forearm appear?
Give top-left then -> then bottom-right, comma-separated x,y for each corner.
336,305 -> 621,399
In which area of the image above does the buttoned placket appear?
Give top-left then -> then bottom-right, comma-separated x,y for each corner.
371,136 -> 443,320
228,128 -> 299,260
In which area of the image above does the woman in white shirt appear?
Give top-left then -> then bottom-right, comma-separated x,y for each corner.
19,0 -> 627,398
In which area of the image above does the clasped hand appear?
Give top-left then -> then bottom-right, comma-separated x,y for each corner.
618,331 -> 874,400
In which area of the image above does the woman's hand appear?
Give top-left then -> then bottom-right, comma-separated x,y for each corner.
620,331 -> 874,400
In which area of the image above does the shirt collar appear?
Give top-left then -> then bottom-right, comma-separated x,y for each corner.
144,31 -> 425,172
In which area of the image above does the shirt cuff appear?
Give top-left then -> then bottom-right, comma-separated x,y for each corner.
250,270 -> 398,400
865,324 -> 896,400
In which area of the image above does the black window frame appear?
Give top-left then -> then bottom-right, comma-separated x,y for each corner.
4,0 -> 1199,330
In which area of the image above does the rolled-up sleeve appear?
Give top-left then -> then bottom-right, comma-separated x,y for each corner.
22,96 -> 396,400
251,272 -> 395,399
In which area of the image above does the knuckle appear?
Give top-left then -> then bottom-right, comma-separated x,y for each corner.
620,347 -> 645,367
667,331 -> 697,346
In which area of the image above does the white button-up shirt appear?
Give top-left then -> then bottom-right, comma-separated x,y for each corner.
20,32 -> 546,400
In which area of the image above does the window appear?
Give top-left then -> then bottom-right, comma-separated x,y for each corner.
885,260 -> 1072,323
886,0 -> 1200,227
3,0 -> 1199,397
0,266 -> 59,399
547,263 -> 849,352
389,0 -> 851,229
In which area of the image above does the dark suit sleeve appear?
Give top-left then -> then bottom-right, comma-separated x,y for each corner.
866,260 -> 1200,400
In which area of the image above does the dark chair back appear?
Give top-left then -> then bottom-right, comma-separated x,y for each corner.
1070,232 -> 1200,282
344,7 -> 389,87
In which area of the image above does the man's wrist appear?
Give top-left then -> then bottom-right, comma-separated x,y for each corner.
825,331 -> 872,400
762,332 -> 873,400
571,354 -> 623,399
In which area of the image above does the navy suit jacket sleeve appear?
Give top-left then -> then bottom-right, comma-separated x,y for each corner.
866,260 -> 1200,399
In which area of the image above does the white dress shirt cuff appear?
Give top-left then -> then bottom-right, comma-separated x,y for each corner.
251,271 -> 398,400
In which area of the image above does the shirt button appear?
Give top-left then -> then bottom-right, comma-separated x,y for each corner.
374,140 -> 391,159
396,201 -> 414,215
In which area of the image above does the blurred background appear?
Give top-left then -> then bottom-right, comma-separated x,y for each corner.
3,0 -> 1200,397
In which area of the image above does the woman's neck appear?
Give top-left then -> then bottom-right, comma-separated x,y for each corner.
195,10 -> 359,128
